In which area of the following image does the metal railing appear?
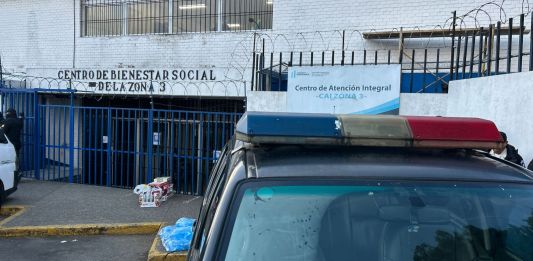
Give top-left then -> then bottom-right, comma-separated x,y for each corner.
0,88 -> 242,195
251,12 -> 533,93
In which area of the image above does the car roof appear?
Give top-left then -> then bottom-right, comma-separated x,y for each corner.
242,145 -> 533,183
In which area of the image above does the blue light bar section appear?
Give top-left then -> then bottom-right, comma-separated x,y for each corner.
236,112 -> 341,137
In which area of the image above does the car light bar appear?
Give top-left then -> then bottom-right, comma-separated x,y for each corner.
235,112 -> 504,149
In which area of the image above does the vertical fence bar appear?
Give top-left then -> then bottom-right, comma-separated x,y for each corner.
374,50 -> 378,65
33,93 -> 40,179
363,50 -> 367,65
409,49 -> 415,93
387,50 -> 391,64
351,51 -> 355,65
450,11 -> 457,81
321,51 -> 325,66
478,27 -> 484,76
100,109 -> 104,185
310,52 -> 314,66
69,92 -> 75,183
341,30 -> 345,66
278,52 -> 282,91
507,18 -> 513,74
147,109 -> 153,183
462,32 -> 469,78
289,52 -> 293,66
251,33 -> 256,90
487,24 -> 493,75
435,49 -> 440,92
530,14 -> 533,71
518,14 -> 524,72
455,35 -> 462,79
331,51 -> 335,66
269,52 -> 273,91
469,29 -> 476,78
496,22 -> 501,74
423,49 -> 427,93
0,55 -> 3,86
399,27 -> 404,64
106,107 -> 111,187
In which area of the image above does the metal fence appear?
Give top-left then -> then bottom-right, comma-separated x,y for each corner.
0,88 -> 241,195
252,12 -> 533,93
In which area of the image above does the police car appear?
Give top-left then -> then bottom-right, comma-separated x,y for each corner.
0,129 -> 17,204
188,112 -> 533,261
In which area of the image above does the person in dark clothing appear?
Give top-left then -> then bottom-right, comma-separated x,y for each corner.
490,132 -> 525,167
1,108 -> 24,175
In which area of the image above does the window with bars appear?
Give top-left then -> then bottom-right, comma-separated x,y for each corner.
80,0 -> 273,37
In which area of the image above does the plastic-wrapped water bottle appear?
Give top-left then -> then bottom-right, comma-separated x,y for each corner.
159,217 -> 196,252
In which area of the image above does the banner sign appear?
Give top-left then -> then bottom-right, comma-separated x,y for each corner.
287,65 -> 401,114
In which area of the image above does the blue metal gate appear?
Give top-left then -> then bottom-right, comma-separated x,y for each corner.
0,88 -> 241,195
0,88 -> 38,174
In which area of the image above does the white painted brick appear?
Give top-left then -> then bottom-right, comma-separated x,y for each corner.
0,0 -> 531,84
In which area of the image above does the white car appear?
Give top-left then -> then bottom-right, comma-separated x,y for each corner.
0,130 -> 17,203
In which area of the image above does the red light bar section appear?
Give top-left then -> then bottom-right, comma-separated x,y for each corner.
405,116 -> 504,149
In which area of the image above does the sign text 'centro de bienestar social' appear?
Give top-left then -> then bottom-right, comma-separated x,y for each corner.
287,65 -> 401,115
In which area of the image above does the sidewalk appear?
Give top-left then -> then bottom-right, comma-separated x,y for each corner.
2,179 -> 202,227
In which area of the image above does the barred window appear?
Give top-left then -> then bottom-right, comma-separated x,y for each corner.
172,0 -> 218,33
223,0 -> 273,31
81,1 -> 124,37
80,0 -> 273,37
128,0 -> 169,35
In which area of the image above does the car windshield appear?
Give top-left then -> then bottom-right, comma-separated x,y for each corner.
222,181 -> 533,261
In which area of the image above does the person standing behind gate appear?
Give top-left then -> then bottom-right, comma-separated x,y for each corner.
1,109 -> 23,177
490,132 -> 525,167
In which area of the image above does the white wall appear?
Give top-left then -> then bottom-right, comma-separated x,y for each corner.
400,93 -> 448,116
247,91 -> 287,112
447,72 -> 533,166
400,72 -> 533,166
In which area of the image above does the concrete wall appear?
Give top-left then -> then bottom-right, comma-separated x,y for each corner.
448,72 -> 533,166
400,72 -> 533,166
399,93 -> 448,116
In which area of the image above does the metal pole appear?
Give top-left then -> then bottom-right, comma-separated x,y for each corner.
0,55 -> 3,87
423,49 -> 427,93
450,11 -> 457,81
478,27 -> 484,76
507,18 -> 513,74
487,24 -> 493,75
251,33 -> 256,91
399,27 -> 404,64
462,32 -> 469,78
341,30 -> 345,66
518,14 -> 524,72
455,34 -> 462,79
469,29 -> 476,78
496,22 -> 501,74
530,14 -> 533,71
69,91 -> 75,183
409,49 -> 415,93
33,92 -> 40,180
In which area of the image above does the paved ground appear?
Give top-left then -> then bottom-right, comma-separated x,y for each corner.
0,235 -> 153,261
2,178 -> 203,227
